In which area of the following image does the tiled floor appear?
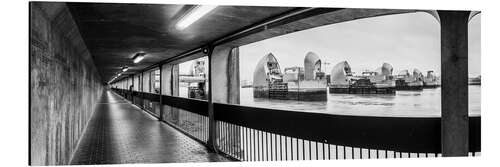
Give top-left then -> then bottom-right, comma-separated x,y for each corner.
70,90 -> 230,165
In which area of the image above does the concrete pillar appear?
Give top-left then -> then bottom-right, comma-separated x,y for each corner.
130,77 -> 133,98
227,47 -> 240,104
141,72 -> 144,108
161,64 -> 173,121
131,75 -> 134,101
171,65 -> 180,124
159,65 -> 163,121
438,10 -> 470,156
161,64 -> 173,95
209,45 -> 241,153
211,46 -> 240,103
172,65 -> 179,96
207,47 -> 217,151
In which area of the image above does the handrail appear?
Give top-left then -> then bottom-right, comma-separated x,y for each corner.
111,88 -> 481,154
161,95 -> 209,117
114,88 -> 209,116
213,102 -> 481,153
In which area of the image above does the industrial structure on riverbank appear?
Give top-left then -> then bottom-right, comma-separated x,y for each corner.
250,50 -> 448,98
329,62 -> 396,94
395,69 -> 425,90
251,56 -> 443,97
253,52 -> 327,101
423,70 -> 440,88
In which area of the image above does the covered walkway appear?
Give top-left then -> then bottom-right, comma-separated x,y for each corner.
29,2 -> 480,166
70,90 -> 229,165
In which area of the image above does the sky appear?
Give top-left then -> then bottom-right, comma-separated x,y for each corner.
239,12 -> 481,82
469,14 -> 481,76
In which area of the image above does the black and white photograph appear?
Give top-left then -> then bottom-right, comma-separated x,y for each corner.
18,0 -> 496,166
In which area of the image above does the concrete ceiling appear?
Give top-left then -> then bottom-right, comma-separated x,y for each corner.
66,2 -> 297,82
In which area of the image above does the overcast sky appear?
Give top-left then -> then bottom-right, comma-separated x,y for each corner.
239,12 -> 481,82
469,14 -> 481,76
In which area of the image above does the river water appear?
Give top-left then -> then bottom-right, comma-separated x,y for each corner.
240,85 -> 481,117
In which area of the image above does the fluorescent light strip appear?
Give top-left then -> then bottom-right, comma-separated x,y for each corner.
176,5 -> 217,30
133,55 -> 144,63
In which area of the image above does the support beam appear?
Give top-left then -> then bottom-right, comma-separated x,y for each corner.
141,72 -> 145,108
438,10 -> 470,157
159,65 -> 163,121
161,64 -> 173,122
227,47 -> 240,104
209,46 -> 241,154
131,75 -> 134,101
171,65 -> 180,125
172,65 -> 178,96
206,46 -> 218,152
211,46 -> 239,103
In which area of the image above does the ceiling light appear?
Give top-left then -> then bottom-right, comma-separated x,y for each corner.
118,73 -> 122,76
176,5 -> 217,30
133,52 -> 146,63
122,66 -> 129,72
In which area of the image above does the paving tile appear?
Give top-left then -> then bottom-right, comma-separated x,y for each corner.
70,91 -> 231,165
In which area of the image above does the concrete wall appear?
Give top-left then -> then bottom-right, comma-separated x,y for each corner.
30,2 -> 104,165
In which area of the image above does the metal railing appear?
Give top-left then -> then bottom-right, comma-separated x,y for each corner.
113,88 -> 210,144
161,94 -> 210,143
111,88 -> 481,161
214,103 -> 480,160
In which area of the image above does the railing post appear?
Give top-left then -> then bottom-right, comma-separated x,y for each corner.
438,10 -> 470,157
159,65 -> 163,121
206,46 -> 218,152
